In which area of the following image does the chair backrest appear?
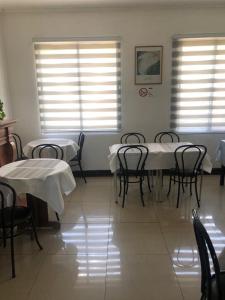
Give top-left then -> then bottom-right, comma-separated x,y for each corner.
117,145 -> 149,174
120,132 -> 146,144
154,131 -> 180,143
77,132 -> 85,160
0,182 -> 17,229
174,145 -> 207,177
31,144 -> 64,160
11,133 -> 24,160
192,209 -> 222,298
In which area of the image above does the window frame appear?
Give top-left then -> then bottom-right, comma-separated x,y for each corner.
33,37 -> 122,134
170,33 -> 225,134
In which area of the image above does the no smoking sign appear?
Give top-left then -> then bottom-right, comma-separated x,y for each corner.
138,87 -> 153,97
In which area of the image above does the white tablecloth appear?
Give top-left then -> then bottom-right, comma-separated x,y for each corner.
216,140 -> 225,165
108,142 -> 213,174
0,159 -> 76,214
23,138 -> 79,162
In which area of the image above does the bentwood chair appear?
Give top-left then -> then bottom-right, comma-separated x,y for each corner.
11,133 -> 28,161
119,132 -> 151,193
167,145 -> 207,208
117,145 -> 149,208
193,209 -> 225,299
153,131 -> 180,186
120,132 -> 146,144
0,182 -> 43,278
31,143 -> 64,221
31,143 -> 64,160
154,131 -> 180,143
70,132 -> 86,183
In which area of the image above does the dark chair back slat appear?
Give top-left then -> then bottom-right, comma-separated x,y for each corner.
11,133 -> 27,161
192,209 -> 223,299
117,145 -> 149,174
77,132 -> 85,160
154,131 -> 180,143
174,145 -> 207,177
70,132 -> 86,183
0,181 -> 43,278
120,132 -> 146,144
0,182 -> 17,231
31,144 -> 64,160
117,145 -> 149,207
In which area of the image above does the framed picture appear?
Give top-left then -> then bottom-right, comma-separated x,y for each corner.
135,46 -> 163,84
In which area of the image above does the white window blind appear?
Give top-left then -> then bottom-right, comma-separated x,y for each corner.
171,36 -> 225,133
34,40 -> 121,133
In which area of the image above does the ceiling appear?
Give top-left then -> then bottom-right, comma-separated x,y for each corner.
0,0 -> 224,10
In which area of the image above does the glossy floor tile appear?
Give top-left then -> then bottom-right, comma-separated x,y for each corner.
1,175 -> 225,299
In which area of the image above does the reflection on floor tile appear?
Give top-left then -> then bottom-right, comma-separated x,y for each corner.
1,175 -> 225,299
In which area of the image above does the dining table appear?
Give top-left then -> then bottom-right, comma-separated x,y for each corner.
108,142 -> 213,201
0,158 -> 76,228
23,138 -> 79,162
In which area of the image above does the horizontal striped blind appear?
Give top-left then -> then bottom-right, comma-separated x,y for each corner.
171,36 -> 225,133
34,40 -> 121,133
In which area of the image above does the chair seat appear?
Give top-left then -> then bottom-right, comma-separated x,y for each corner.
169,168 -> 199,178
117,169 -> 147,176
210,272 -> 225,299
0,206 -> 32,228
70,155 -> 78,162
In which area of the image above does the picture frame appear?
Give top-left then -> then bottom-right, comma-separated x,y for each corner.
135,46 -> 163,85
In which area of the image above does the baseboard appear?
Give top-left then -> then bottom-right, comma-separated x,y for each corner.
73,168 -> 222,177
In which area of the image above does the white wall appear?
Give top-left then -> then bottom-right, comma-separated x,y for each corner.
2,6 -> 225,170
0,16 -> 12,119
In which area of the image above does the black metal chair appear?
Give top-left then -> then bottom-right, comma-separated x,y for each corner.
11,133 -> 28,161
120,132 -> 146,144
192,209 -> 225,299
167,145 -> 207,208
153,132 -> 180,186
154,131 -> 180,143
0,182 -> 42,278
70,132 -> 86,183
31,143 -> 64,221
117,145 -> 149,208
31,143 -> 64,160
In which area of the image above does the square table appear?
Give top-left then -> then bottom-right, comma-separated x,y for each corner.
0,158 -> 76,228
108,142 -> 212,201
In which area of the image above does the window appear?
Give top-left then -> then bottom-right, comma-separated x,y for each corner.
34,40 -> 121,133
171,36 -> 225,133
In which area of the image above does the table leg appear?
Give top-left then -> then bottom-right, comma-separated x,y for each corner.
155,169 -> 163,202
27,194 -> 60,230
220,165 -> 225,186
113,172 -> 118,203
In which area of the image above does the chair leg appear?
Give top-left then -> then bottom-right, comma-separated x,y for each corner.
10,227 -> 15,278
147,172 -> 151,192
78,161 -> 87,183
30,217 -> 43,250
55,212 -> 60,222
126,179 -> 129,195
176,181 -> 181,208
194,179 -> 200,208
140,178 -> 145,207
167,175 -> 172,197
118,175 -> 122,197
122,176 -> 126,208
2,228 -> 6,248
190,178 -> 193,196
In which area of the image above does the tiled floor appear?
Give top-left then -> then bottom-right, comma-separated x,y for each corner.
1,175 -> 225,299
